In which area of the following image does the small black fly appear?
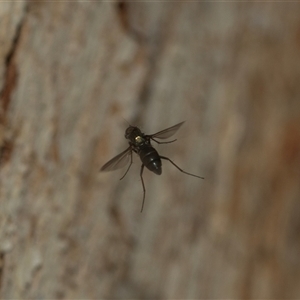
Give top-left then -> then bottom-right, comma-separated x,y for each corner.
100,121 -> 204,212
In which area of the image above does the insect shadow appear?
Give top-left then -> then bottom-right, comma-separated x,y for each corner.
100,121 -> 204,212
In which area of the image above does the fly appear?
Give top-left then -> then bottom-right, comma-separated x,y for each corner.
100,121 -> 204,212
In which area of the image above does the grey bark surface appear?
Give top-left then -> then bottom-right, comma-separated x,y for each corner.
0,2 -> 300,299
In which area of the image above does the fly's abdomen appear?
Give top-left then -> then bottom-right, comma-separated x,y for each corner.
139,146 -> 162,175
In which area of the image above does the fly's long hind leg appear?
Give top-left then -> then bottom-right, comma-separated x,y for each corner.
120,151 -> 133,180
160,156 -> 204,179
140,164 -> 146,212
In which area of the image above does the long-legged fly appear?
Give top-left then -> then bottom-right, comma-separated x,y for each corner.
100,121 -> 204,212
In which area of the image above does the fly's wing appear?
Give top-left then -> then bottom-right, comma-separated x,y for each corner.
100,147 -> 131,172
150,121 -> 185,139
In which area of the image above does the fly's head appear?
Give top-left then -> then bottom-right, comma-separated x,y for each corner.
125,126 -> 145,146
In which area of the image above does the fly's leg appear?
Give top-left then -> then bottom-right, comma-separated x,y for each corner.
120,151 -> 133,180
151,138 -> 177,144
160,156 -> 204,179
140,164 -> 146,212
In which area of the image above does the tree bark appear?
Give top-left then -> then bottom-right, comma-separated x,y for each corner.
0,2 -> 300,298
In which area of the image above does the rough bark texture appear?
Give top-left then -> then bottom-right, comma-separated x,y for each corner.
0,2 -> 300,299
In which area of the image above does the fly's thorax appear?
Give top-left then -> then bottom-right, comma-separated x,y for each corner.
134,135 -> 146,146
125,126 -> 148,146
125,126 -> 141,141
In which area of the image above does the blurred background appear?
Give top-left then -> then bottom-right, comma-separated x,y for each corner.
0,1 -> 300,298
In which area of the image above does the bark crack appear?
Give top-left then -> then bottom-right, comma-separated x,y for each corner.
116,1 -> 145,45
0,252 -> 5,293
0,4 -> 28,165
116,3 -> 182,126
0,6 -> 27,120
